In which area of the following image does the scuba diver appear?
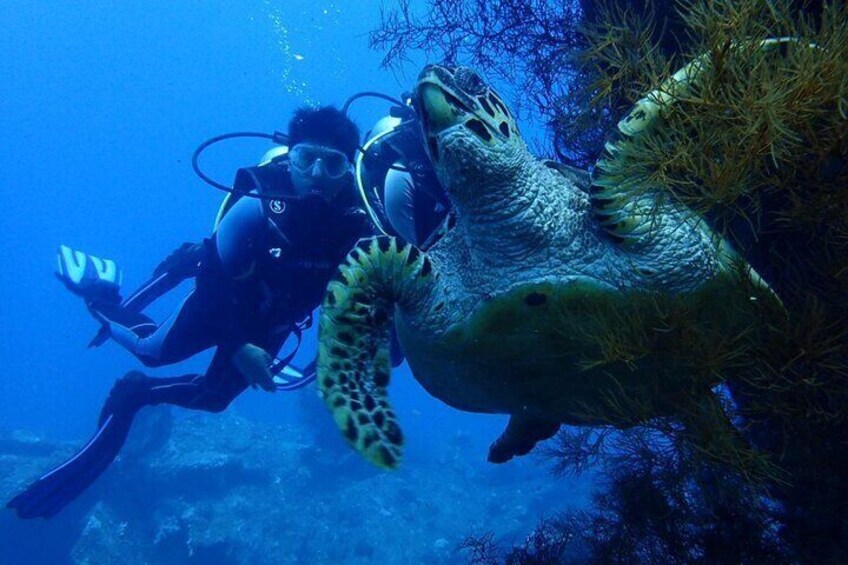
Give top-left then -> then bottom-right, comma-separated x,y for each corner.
7,106 -> 375,520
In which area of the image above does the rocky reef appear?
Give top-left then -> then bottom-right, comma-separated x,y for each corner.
1,407 -> 588,564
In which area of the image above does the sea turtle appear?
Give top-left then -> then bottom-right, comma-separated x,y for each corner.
317,62 -> 779,469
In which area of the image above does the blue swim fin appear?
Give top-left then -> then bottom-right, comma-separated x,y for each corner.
56,244 -> 122,304
6,414 -> 132,519
5,372 -> 151,520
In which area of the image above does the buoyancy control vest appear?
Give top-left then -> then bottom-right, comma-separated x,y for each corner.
225,159 -> 371,325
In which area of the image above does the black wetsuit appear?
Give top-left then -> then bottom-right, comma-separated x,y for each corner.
100,165 -> 369,411
7,161 -> 370,519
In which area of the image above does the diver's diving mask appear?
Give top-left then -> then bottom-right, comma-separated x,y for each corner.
288,143 -> 351,179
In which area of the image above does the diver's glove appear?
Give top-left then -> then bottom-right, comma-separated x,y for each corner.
56,244 -> 122,305
232,343 -> 277,392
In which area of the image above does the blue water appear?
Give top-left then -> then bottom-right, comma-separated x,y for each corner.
1,2 -> 586,563
1,1 -> 408,439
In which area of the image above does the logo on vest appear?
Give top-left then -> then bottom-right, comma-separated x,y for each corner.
270,200 -> 286,214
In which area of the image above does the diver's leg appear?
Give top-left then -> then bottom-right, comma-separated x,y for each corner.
88,299 -> 158,338
124,325 -> 290,413
11,266 -> 224,518
144,324 -> 293,410
6,357 -> 245,520
141,354 -> 249,413
487,415 -> 561,463
96,287 -> 218,367
7,331 -> 286,520
6,370 -> 153,520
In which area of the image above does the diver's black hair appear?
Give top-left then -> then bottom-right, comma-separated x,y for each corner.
287,106 -> 360,161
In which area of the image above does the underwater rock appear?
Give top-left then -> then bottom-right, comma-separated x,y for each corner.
71,503 -> 152,565
1,412 -> 583,563
0,430 -> 92,563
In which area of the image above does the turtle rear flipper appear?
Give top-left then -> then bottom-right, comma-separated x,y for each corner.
318,236 -> 437,469
487,415 -> 561,463
591,37 -> 803,247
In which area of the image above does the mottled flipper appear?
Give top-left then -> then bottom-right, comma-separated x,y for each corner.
318,236 -> 436,469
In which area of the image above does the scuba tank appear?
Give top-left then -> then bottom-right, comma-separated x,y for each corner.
352,97 -> 450,247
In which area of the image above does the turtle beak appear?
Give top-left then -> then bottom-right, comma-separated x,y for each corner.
417,83 -> 461,134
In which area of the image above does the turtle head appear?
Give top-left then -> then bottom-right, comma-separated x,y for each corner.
414,65 -> 525,194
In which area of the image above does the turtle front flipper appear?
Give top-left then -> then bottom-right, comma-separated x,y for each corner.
487,415 -> 561,464
318,236 -> 436,469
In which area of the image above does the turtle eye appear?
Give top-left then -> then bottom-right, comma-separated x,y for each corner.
456,68 -> 486,96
